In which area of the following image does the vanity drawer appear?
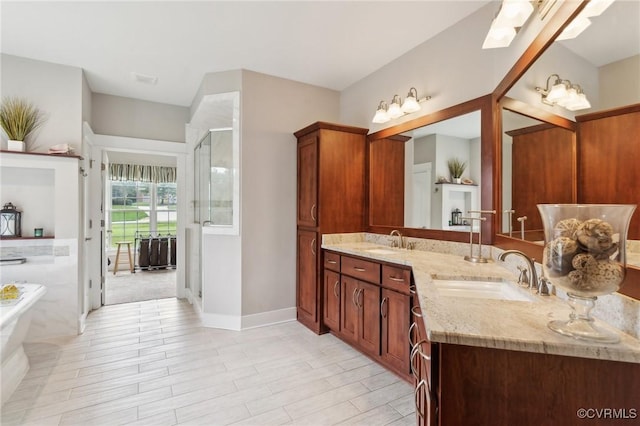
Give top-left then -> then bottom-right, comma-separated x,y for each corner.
341,256 -> 380,284
382,265 -> 411,294
324,251 -> 341,272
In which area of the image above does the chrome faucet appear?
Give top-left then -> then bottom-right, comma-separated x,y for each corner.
498,250 -> 549,295
390,229 -> 404,249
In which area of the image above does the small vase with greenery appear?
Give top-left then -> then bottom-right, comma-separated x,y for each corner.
447,158 -> 466,183
0,97 -> 44,152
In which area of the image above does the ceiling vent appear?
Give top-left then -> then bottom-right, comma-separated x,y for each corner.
130,72 -> 158,85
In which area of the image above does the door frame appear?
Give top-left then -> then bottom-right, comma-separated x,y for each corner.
86,130 -> 188,310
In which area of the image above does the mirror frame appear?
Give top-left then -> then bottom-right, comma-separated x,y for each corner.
366,94 -> 494,244
491,0 -> 640,300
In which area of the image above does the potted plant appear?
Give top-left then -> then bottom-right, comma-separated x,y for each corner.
0,97 -> 44,152
447,158 -> 466,184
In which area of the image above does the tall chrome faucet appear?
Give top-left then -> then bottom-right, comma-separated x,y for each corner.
462,210 -> 496,263
390,229 -> 404,249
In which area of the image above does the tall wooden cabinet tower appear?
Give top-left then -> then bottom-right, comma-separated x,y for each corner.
294,122 -> 368,334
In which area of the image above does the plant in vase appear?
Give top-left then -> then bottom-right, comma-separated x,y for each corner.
538,204 -> 636,343
447,158 -> 466,184
0,97 -> 45,152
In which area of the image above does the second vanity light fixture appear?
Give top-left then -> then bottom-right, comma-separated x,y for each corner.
536,74 -> 591,111
482,0 -> 534,49
372,87 -> 431,124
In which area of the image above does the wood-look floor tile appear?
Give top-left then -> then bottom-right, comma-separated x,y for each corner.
349,381 -> 413,413
282,382 -> 371,420
7,298 -> 415,426
335,404 -> 404,425
286,400 -> 361,425
229,407 -> 292,426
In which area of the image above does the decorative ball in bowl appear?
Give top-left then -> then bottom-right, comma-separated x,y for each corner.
538,204 -> 636,343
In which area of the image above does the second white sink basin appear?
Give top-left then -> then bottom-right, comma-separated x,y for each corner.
433,279 -> 535,302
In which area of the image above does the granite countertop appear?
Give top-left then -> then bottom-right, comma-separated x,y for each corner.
321,239 -> 640,364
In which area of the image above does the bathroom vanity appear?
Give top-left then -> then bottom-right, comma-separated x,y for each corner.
323,234 -> 640,426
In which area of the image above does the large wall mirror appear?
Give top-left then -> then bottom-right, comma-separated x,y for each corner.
495,0 -> 640,294
368,96 -> 493,242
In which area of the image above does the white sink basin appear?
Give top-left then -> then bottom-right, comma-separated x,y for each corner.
433,279 -> 535,302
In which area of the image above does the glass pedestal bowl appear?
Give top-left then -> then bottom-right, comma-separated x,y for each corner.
538,204 -> 636,343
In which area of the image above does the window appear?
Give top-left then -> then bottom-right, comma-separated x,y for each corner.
107,180 -> 177,249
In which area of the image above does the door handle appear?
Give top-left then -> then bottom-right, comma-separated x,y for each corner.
380,297 -> 388,318
311,238 -> 316,256
333,280 -> 339,298
310,204 -> 317,221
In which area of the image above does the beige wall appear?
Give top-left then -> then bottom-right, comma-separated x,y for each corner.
92,93 -> 189,142
240,69 -> 339,316
339,2 -> 552,131
599,55 -> 640,111
1,54 -> 83,153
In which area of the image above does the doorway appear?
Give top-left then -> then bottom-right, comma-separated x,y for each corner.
105,174 -> 178,305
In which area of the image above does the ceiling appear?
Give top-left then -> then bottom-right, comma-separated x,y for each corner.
0,1 -> 491,107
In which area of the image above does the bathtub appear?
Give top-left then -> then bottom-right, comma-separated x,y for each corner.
0,283 -> 46,404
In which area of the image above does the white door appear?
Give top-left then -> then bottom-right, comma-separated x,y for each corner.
411,163 -> 432,228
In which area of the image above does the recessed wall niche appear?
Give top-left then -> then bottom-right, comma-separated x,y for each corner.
0,166 -> 55,237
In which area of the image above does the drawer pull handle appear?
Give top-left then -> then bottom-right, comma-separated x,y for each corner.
409,285 -> 416,295
353,267 -> 366,272
408,322 -> 417,346
410,338 -> 430,378
411,306 -> 423,318
333,281 -> 339,298
388,276 -> 405,282
415,380 -> 426,420
327,259 -> 337,264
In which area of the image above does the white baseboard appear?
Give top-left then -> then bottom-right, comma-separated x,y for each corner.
193,306 -> 296,331
241,307 -> 296,330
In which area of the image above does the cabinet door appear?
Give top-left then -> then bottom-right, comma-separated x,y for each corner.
381,288 -> 410,374
323,269 -> 341,331
357,281 -> 381,356
297,134 -> 318,228
297,230 -> 318,325
340,276 -> 358,343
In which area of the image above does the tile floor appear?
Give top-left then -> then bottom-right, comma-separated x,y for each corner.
2,298 -> 415,425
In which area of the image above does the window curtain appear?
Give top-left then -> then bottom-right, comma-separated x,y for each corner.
109,163 -> 177,183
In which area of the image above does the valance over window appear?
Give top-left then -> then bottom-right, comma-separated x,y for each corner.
109,163 -> 177,183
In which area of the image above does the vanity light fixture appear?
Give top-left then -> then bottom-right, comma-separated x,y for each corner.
371,87 -> 431,124
536,74 -> 591,111
482,0 -> 534,49
556,0 -> 614,40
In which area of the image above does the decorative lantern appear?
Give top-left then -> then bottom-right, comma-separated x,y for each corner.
0,202 -> 22,237
451,208 -> 462,226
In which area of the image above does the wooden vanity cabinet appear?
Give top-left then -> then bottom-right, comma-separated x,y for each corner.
297,229 -> 318,327
323,250 -> 413,379
381,265 -> 412,377
322,251 -> 341,331
340,257 -> 381,358
295,122 -> 368,334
